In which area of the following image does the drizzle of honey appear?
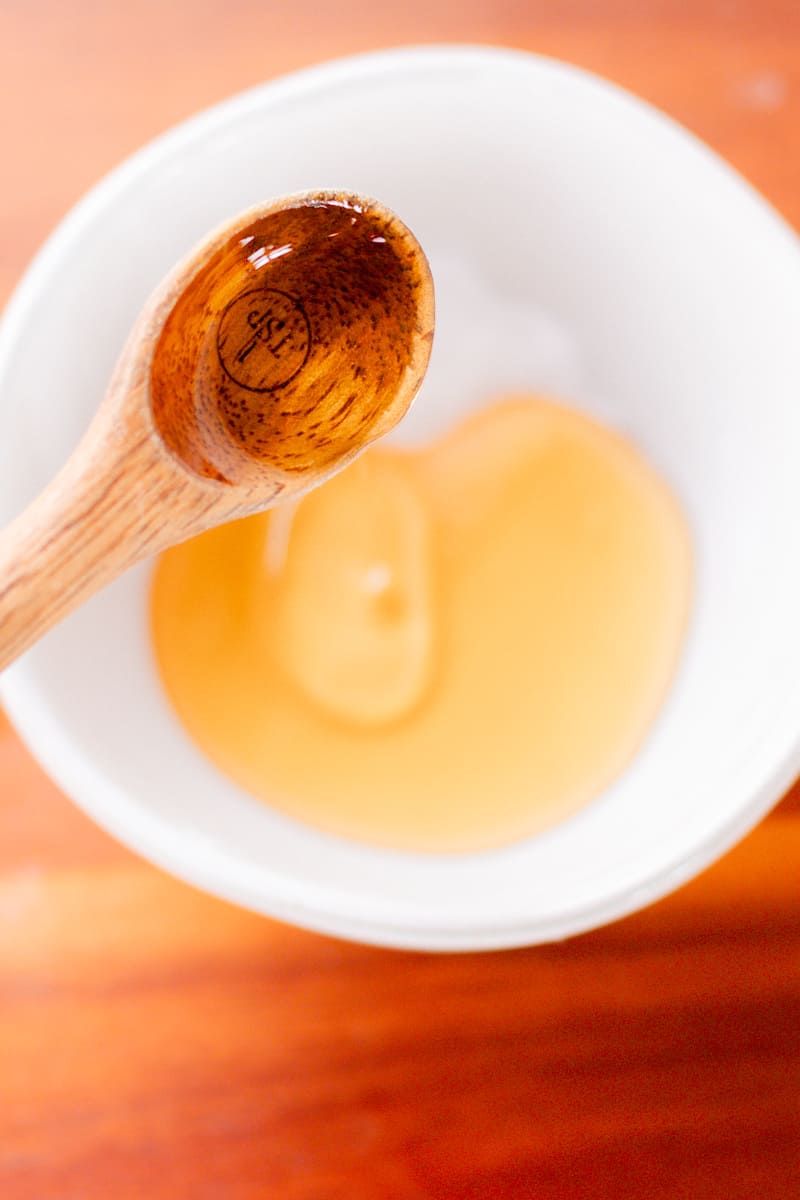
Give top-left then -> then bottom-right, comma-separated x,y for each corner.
151,396 -> 691,853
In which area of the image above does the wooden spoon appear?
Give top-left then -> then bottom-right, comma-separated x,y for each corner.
0,191 -> 434,672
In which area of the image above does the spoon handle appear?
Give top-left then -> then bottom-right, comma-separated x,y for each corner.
0,424 -> 187,673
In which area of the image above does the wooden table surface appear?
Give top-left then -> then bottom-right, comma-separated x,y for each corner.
2,2 -> 800,1196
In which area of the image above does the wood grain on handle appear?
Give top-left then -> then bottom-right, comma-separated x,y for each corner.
0,417 -> 189,672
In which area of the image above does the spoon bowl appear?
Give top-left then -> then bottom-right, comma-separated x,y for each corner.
151,193 -> 432,484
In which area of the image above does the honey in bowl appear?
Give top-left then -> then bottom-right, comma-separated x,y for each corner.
151,394 -> 691,853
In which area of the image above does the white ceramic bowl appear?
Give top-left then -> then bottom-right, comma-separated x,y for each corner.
2,46 -> 800,951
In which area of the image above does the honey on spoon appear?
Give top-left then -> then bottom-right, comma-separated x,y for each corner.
0,192 -> 434,671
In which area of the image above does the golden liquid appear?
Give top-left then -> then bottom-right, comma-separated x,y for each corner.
151,396 -> 691,853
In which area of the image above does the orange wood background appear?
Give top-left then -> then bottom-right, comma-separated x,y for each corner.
1,2 -> 800,1196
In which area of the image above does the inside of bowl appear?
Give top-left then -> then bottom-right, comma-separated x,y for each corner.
3,48 -> 800,945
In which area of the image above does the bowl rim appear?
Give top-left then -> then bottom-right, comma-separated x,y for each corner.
2,43 -> 800,951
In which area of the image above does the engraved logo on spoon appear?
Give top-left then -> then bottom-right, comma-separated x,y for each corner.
217,288 -> 312,392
